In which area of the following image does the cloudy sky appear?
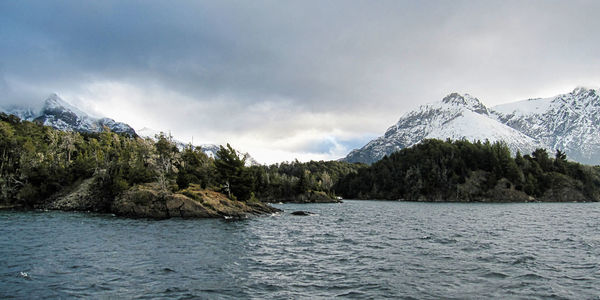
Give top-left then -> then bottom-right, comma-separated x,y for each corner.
1,1 -> 599,163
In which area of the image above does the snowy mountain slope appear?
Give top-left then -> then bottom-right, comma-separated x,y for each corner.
344,93 -> 541,164
1,93 -> 136,136
491,87 -> 600,164
425,109 -> 541,152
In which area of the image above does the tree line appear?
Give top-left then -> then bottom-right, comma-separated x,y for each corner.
335,139 -> 600,201
4,113 -> 597,207
0,113 -> 362,208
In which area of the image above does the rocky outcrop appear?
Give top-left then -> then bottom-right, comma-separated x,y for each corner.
111,183 -> 280,219
483,179 -> 532,202
43,179 -> 280,219
45,177 -> 109,211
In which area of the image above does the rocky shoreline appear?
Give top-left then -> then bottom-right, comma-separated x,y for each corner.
3,176 -> 593,220
4,180 -> 280,219
111,184 -> 280,219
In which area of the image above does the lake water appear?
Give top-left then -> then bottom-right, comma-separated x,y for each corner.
1,200 -> 599,299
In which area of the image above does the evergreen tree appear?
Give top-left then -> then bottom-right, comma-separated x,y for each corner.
215,144 -> 253,201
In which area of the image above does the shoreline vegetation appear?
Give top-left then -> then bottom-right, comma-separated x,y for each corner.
1,113 -> 599,219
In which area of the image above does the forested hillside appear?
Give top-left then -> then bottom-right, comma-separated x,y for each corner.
336,139 -> 600,202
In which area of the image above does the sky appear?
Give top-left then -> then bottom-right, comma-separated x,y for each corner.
1,0 -> 599,164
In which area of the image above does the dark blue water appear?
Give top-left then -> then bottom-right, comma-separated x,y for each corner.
1,201 -> 599,299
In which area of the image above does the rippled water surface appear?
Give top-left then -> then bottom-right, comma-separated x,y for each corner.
1,201 -> 600,299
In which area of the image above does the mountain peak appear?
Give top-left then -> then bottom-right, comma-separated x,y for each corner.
572,86 -> 597,96
46,92 -> 60,100
344,91 -> 540,164
44,93 -> 67,107
42,93 -> 89,119
441,92 -> 488,114
43,93 -> 65,107
442,92 -> 477,105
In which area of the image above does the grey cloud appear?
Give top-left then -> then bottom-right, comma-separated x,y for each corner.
1,1 -> 599,161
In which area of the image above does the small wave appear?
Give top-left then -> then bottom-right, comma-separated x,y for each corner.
483,271 -> 509,279
366,244 -> 385,249
163,287 -> 187,293
89,283 -> 112,291
434,237 -> 457,244
336,291 -> 365,298
517,273 -> 545,280
341,238 -> 359,245
564,275 -> 594,281
568,264 -> 597,270
476,255 -> 497,263
512,256 -> 536,265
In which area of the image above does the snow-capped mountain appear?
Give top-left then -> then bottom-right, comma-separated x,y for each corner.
343,93 -> 541,164
343,87 -> 600,165
492,87 -> 600,164
1,93 -> 136,136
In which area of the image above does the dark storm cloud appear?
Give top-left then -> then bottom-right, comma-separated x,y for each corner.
1,0 -> 599,162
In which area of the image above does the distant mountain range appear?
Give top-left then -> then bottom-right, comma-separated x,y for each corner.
0,93 -> 258,165
1,93 -> 136,136
343,87 -> 600,165
4,88 -> 599,166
